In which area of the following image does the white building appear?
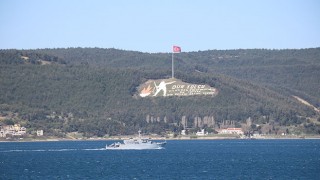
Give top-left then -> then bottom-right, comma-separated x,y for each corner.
196,129 -> 207,136
218,128 -> 244,135
0,124 -> 27,137
0,129 -> 5,137
181,130 -> 186,135
36,130 -> 44,136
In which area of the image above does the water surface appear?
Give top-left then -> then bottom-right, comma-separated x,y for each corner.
1,140 -> 319,179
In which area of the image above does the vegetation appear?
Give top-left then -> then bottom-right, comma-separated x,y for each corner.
0,48 -> 319,136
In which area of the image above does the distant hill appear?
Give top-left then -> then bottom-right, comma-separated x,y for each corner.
22,48 -> 320,102
0,48 -> 319,136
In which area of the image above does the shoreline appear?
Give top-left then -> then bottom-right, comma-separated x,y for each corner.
1,135 -> 320,142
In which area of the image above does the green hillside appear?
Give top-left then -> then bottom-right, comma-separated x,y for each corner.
0,48 -> 319,136
26,48 -> 320,104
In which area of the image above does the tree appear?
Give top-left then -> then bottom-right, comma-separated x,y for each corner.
3,119 -> 14,125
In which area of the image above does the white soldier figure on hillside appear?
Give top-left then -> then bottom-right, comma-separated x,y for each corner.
153,81 -> 175,96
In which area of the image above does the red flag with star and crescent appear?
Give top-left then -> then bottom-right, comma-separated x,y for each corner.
173,46 -> 181,53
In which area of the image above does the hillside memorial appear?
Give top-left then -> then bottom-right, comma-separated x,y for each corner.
139,78 -> 218,97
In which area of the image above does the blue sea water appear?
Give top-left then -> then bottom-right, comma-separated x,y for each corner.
1,139 -> 320,179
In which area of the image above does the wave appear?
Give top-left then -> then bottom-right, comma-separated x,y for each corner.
0,147 -> 166,152
106,147 -> 165,150
0,148 -> 106,153
83,148 -> 106,151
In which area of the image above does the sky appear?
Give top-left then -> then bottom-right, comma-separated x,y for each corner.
0,0 -> 319,53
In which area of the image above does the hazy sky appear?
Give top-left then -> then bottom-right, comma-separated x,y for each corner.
1,0 -> 319,52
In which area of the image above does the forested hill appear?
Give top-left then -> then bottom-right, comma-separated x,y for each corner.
0,48 -> 319,136
3,48 -> 319,105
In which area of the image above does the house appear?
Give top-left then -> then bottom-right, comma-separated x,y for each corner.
17,127 -> 26,135
196,129 -> 207,136
218,128 -> 244,135
0,129 -> 5,137
37,130 -> 44,136
0,124 -> 27,137
181,130 -> 186,135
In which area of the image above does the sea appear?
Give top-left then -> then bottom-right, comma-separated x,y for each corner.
1,139 -> 320,179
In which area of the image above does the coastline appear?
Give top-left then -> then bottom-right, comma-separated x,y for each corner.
1,134 -> 320,142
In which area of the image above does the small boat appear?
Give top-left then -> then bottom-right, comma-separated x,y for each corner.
106,131 -> 166,150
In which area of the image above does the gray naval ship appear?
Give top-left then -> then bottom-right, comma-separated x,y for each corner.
106,131 -> 166,150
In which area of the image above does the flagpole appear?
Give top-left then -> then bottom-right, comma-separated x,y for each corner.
172,52 -> 174,79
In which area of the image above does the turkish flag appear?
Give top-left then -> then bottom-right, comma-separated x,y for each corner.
173,46 -> 181,53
